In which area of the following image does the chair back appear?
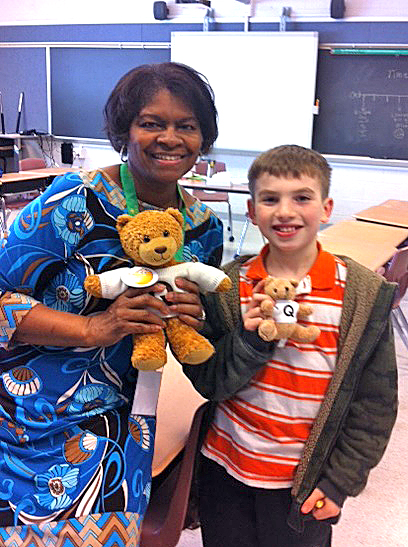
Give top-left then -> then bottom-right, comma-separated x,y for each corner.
19,157 -> 46,170
140,401 -> 209,547
383,246 -> 408,306
194,160 -> 226,177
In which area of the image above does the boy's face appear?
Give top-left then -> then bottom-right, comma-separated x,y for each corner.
247,173 -> 333,255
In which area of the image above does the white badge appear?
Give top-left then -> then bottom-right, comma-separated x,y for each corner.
121,266 -> 158,288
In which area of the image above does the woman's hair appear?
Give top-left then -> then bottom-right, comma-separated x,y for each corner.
104,62 -> 218,155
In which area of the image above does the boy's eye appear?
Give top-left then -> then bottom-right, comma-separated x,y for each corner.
296,195 -> 312,202
264,197 -> 278,204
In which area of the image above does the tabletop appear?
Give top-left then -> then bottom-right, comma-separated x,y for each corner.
318,220 -> 408,271
353,199 -> 408,229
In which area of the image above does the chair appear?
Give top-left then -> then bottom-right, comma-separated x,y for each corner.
19,157 -> 47,170
380,246 -> 408,350
139,401 -> 209,547
192,161 -> 234,242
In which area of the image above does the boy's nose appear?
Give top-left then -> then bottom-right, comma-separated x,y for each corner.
276,199 -> 294,218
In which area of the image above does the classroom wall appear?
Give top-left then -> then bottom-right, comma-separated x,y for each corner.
2,0 -> 408,24
1,1 -> 407,225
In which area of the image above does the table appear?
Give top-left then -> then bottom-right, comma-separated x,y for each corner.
0,171 -> 50,194
353,199 -> 408,229
318,220 -> 408,271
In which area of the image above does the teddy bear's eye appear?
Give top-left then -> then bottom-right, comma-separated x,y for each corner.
163,230 -> 170,237
143,235 -> 150,243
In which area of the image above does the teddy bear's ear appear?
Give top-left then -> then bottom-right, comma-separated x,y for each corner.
116,214 -> 133,232
290,279 -> 299,288
165,207 -> 184,228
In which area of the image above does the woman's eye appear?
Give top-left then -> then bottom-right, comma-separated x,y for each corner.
140,121 -> 161,129
163,230 -> 169,237
143,236 -> 150,243
180,124 -> 196,131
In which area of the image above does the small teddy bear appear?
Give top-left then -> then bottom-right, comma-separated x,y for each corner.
257,276 -> 320,345
84,207 -> 231,371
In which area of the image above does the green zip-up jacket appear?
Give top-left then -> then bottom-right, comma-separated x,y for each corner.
183,255 -> 398,533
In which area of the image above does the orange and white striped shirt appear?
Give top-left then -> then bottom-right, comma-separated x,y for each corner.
202,244 -> 347,489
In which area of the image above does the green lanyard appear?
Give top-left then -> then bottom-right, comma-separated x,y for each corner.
120,162 -> 186,261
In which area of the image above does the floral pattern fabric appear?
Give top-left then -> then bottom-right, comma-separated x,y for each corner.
0,168 -> 223,545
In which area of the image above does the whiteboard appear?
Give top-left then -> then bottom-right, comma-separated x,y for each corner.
171,32 -> 318,152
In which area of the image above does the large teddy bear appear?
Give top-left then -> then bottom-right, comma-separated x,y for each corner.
257,276 -> 320,345
84,207 -> 231,371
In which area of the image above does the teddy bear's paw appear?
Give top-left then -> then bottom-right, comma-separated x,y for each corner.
131,331 -> 167,370
83,275 -> 103,297
260,298 -> 275,315
182,344 -> 215,365
166,318 -> 215,365
131,351 -> 167,371
258,320 -> 277,342
215,277 -> 232,293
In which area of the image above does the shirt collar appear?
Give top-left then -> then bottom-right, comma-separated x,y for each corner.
244,242 -> 336,291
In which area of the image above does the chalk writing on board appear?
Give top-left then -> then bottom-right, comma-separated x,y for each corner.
313,51 -> 408,159
350,91 -> 408,141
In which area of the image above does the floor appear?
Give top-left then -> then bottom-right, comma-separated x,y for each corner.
176,213 -> 408,547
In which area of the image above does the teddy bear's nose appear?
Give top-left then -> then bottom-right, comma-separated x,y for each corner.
155,246 -> 167,255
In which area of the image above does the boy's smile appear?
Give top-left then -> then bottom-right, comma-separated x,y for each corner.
248,173 -> 333,260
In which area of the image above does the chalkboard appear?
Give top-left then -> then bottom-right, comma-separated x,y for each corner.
51,47 -> 170,139
171,32 -> 319,152
0,48 -> 48,134
312,49 -> 408,160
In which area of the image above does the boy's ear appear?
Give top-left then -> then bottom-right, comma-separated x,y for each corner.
321,197 -> 334,224
247,198 -> 257,225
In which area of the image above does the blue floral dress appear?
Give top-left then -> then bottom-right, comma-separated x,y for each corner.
0,168 -> 223,547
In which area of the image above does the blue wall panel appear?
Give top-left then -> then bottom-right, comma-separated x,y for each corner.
50,47 -> 170,138
0,48 -> 48,134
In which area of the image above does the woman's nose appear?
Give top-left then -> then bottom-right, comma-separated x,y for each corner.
157,126 -> 182,146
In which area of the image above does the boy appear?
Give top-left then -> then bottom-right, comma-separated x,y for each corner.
183,145 -> 398,547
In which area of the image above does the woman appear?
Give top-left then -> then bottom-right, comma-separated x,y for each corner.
0,63 -> 223,546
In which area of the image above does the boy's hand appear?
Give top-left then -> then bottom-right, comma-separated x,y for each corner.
301,488 -> 340,520
243,279 -> 275,331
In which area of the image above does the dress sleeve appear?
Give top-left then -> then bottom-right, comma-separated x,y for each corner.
0,172 -> 95,348
0,291 -> 40,348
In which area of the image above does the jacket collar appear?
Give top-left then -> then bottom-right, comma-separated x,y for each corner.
244,242 -> 337,292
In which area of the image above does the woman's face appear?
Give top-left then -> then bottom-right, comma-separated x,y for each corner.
127,89 -> 203,186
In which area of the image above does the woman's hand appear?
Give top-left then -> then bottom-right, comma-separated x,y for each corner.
165,277 -> 204,330
84,283 -> 171,347
243,279 -> 274,331
14,283 -> 172,348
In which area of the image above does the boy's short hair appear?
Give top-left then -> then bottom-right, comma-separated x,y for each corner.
248,145 -> 331,199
